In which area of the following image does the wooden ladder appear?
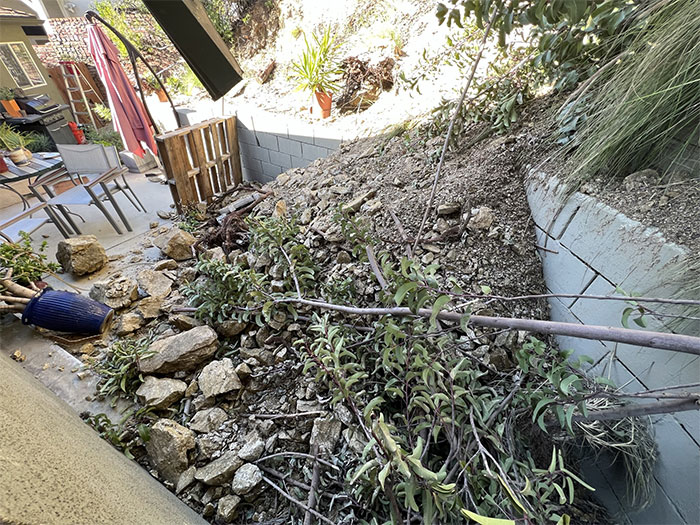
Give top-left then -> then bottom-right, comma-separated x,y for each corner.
59,61 -> 100,128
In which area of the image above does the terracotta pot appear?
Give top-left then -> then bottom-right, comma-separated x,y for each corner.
0,155 -> 8,173
1,99 -> 22,118
8,148 -> 27,165
156,88 -> 168,102
314,91 -> 332,119
23,148 -> 32,160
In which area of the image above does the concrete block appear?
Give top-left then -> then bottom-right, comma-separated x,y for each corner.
570,275 -> 629,328
313,135 -> 341,150
579,460 -> 632,524
287,121 -> 315,144
301,142 -> 330,161
614,342 -> 699,392
539,238 -> 596,303
290,155 -> 309,169
241,157 -> 262,173
525,171 -> 571,232
269,150 -> 292,169
626,480 -> 685,525
244,169 -> 264,183
237,126 -> 257,145
278,136 -> 303,157
256,131 -> 279,151
247,145 -> 270,162
261,161 -> 283,178
250,110 -> 282,134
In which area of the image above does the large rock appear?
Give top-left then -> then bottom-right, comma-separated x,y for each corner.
216,320 -> 247,338
310,416 -> 342,457
194,450 -> 244,485
136,376 -> 186,409
153,228 -> 195,261
136,296 -> 164,319
146,419 -> 195,483
138,326 -> 218,374
56,235 -> 108,276
231,464 -> 262,495
189,407 -> 228,433
468,206 -> 495,230
137,269 -> 173,298
237,438 -> 264,461
198,358 -> 242,398
89,276 -> 138,310
216,495 -> 241,523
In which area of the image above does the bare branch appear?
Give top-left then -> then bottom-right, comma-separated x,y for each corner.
261,475 -> 337,525
575,398 -> 699,421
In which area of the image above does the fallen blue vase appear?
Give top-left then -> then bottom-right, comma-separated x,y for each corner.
22,289 -> 114,335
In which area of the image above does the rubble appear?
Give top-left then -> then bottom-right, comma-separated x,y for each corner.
231,464 -> 263,496
89,275 -> 139,310
194,450 -> 244,486
146,419 -> 196,483
189,407 -> 228,433
198,358 -> 242,398
216,495 -> 241,522
137,269 -> 173,298
136,376 -> 186,409
309,416 -> 342,457
153,227 -> 196,261
55,235 -> 108,275
138,326 -> 218,374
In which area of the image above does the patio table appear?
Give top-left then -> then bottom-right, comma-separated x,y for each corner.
0,153 -> 64,209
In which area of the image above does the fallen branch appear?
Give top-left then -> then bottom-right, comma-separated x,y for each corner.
303,445 -> 321,525
257,452 -> 340,471
575,398 -> 699,421
365,246 -> 388,290
262,475 -> 337,525
243,411 -> 326,420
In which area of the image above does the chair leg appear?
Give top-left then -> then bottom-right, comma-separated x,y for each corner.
44,205 -> 70,238
116,182 -> 143,212
56,205 -> 82,235
100,183 -> 132,233
121,176 -> 148,213
86,186 -> 124,234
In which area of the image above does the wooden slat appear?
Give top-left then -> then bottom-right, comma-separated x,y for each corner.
201,124 -> 221,194
157,135 -> 197,211
209,121 -> 227,191
214,120 -> 231,187
187,129 -> 214,202
225,116 -> 243,185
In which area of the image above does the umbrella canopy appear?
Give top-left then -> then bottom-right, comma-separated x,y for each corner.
87,23 -> 158,158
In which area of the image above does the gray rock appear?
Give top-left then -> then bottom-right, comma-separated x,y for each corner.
89,276 -> 138,310
343,189 -> 377,212
154,259 -> 179,271
199,358 -> 242,398
238,438 -> 264,461
310,416 -> 342,457
234,362 -> 252,380
189,407 -> 228,433
231,464 -> 263,495
138,326 -> 218,374
56,235 -> 107,276
136,296 -> 164,319
204,247 -> 226,262
623,168 -> 659,191
196,433 -> 220,460
216,495 -> 242,523
437,202 -> 460,216
146,419 -> 195,483
136,376 -> 186,409
176,465 -> 196,494
468,206 -> 495,230
137,269 -> 172,298
195,450 -> 244,485
170,314 -> 201,331
299,208 -> 313,225
216,320 -> 247,338
116,312 -> 144,335
153,228 -> 195,261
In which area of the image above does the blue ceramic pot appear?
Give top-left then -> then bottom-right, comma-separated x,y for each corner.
22,289 -> 114,334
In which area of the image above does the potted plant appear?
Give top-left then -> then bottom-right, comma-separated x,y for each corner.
290,28 -> 342,118
0,87 -> 22,118
143,75 -> 168,102
0,123 -> 34,165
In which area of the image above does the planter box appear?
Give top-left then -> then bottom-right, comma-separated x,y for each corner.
119,149 -> 158,173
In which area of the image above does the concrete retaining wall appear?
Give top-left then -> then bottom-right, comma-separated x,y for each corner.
526,171 -> 700,524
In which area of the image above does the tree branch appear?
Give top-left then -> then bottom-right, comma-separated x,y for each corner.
575,398 -> 699,421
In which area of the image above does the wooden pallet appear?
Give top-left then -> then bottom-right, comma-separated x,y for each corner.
155,116 -> 242,212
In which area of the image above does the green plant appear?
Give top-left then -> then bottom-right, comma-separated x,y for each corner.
84,125 -> 124,150
93,335 -> 155,404
0,122 -> 33,151
141,74 -> 162,93
94,0 -> 143,58
83,411 -> 153,459
178,206 -> 205,233
290,27 -> 343,95
203,0 -> 236,45
0,87 -> 15,100
565,0 -> 700,183
165,64 -> 204,97
0,232 -> 59,285
93,103 -> 112,122
24,132 -> 55,153
291,26 -> 302,39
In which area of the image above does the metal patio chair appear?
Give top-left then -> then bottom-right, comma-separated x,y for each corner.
0,202 -> 70,243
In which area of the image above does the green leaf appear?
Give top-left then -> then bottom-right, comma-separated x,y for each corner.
559,374 -> 579,395
350,458 -> 378,483
378,461 -> 391,490
552,482 -> 567,504
532,398 -> 552,422
480,285 -> 492,294
565,404 -> 576,434
556,515 -> 571,525
621,307 -> 633,328
460,509 -> 516,525
429,295 -> 451,329
497,474 -> 526,513
394,281 -> 418,306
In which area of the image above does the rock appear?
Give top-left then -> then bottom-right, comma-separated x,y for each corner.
116,312 -> 144,335
310,416 -> 342,457
217,320 -> 247,338
204,246 -> 226,262
623,168 -> 658,191
299,208 -> 313,225
79,343 -> 95,355
240,348 -> 274,366
195,450 -> 244,485
136,296 -> 164,319
468,206 -> 495,230
146,419 -> 195,483
139,326 -> 218,374
336,251 -> 351,264
176,465 -> 196,494
216,495 -> 241,523
231,464 -> 263,495
154,259 -> 179,271
234,362 -> 252,380
153,228 -> 195,261
343,189 -> 377,212
137,269 -> 173,298
150,221 -> 159,229
136,376 -> 186,409
157,210 -> 172,219
189,407 -> 228,433
199,358 -> 242,398
238,438 -> 265,461
89,276 -> 138,310
170,314 -> 201,331
437,202 -> 460,216
55,235 -> 108,276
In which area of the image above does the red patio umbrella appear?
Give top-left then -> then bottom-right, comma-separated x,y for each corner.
87,23 -> 158,158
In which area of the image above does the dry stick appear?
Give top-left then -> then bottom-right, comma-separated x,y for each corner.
387,206 -> 412,257
0,277 -> 37,299
0,304 -> 23,312
365,245 -> 388,290
0,295 -> 30,304
257,452 -> 340,472
261,476 -> 336,525
277,297 -> 700,356
243,411 -> 326,420
412,8 -> 498,254
575,398 -> 699,422
303,445 -> 321,525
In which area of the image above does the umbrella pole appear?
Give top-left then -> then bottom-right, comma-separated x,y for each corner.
85,10 -> 184,130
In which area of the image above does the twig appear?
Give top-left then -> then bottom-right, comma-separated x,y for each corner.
365,245 -> 388,291
261,476 -> 337,525
485,374 -> 523,428
387,206 -> 412,257
279,244 -> 302,298
257,452 -> 340,471
412,7 -> 499,253
243,411 -> 326,420
574,398 -> 699,421
304,445 -> 321,525
0,295 -> 30,304
534,244 -> 559,254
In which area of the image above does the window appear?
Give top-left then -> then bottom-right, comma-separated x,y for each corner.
0,41 -> 46,89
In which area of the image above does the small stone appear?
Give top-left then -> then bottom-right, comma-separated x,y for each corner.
217,320 -> 247,338
623,168 -> 658,191
437,202 -> 460,216
136,376 -> 186,409
216,495 -> 241,522
146,419 -> 195,483
189,407 -> 228,433
137,269 -> 173,298
310,417 -> 342,457
468,206 -> 495,230
56,235 -> 108,276
150,221 -> 159,229
195,450 -> 244,485
238,438 -> 265,461
658,195 -> 669,207
154,259 -> 178,271
343,189 -> 377,212
136,296 -> 164,319
231,464 -> 263,495
198,358 -> 242,398
204,247 -> 226,262
116,312 -> 144,335
421,252 -> 434,264
157,210 -> 172,219
364,198 -> 382,214
89,276 -> 138,310
277,173 -> 290,185
170,314 -> 201,331
240,348 -> 274,366
139,326 -> 218,374
153,228 -> 195,261
79,343 -> 95,355
234,362 -> 252,380
176,465 -> 196,494
273,199 -> 288,217
299,208 -> 313,225
336,251 -> 351,264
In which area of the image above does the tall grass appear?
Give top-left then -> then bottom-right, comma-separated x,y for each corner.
566,0 -> 700,184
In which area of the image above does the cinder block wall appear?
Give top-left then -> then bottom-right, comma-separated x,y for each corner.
235,108 -> 347,182
526,171 -> 700,524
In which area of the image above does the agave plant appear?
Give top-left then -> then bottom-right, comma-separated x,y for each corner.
0,122 -> 32,152
290,27 -> 343,95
